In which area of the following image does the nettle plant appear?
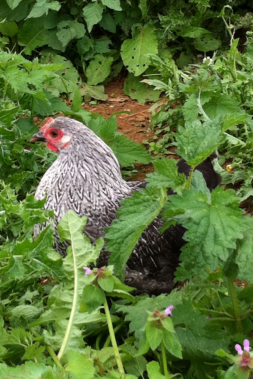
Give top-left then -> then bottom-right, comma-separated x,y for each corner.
1,112 -> 253,378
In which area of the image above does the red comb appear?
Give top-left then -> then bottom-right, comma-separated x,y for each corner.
41,117 -> 54,131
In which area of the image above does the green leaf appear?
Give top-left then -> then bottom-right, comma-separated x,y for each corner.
121,25 -> 158,76
107,188 -> 167,279
123,73 -> 161,104
71,86 -> 82,112
112,134 -> 151,166
66,350 -> 95,379
236,216 -> 253,282
194,33 -> 221,52
57,20 -> 85,47
178,27 -> 210,38
101,0 -> 122,11
0,362 -> 49,378
161,317 -> 175,333
17,18 -> 48,55
146,158 -> 186,193
98,276 -> 115,292
80,84 -> 108,101
164,187 -> 245,278
145,321 -> 163,350
83,3 -> 104,33
176,119 -> 222,166
99,12 -> 116,33
27,0 -> 61,19
183,94 -> 198,122
82,284 -> 105,313
0,19 -> 18,37
86,54 -> 113,85
147,361 -> 167,379
6,0 -> 22,9
203,93 -> 240,120
163,329 -> 182,358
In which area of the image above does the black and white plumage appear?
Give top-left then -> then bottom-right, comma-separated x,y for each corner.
31,117 -> 221,294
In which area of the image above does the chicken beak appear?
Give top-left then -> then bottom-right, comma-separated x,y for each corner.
30,132 -> 47,143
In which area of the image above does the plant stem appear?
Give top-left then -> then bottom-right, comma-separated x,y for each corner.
104,297 -> 125,374
47,346 -> 63,369
104,321 -> 125,348
161,341 -> 169,377
186,166 -> 195,189
57,249 -> 78,360
227,277 -> 242,333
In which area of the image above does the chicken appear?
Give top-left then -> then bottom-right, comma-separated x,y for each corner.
31,117 -> 220,294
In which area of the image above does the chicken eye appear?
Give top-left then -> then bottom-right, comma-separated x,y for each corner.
50,130 -> 59,138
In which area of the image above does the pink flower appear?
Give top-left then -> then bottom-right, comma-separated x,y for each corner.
235,340 -> 251,355
83,267 -> 92,276
164,305 -> 174,317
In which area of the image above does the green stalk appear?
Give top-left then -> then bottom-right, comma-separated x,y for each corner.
47,346 -> 63,370
104,297 -> 125,374
161,341 -> 169,377
104,321 -> 125,348
186,166 -> 195,189
57,249 -> 78,361
227,277 -> 242,333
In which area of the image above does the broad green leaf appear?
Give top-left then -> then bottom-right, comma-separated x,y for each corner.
0,362 -> 49,378
161,317 -> 175,333
183,94 -> 198,122
107,188 -> 167,279
121,25 -> 158,76
0,19 -> 18,37
98,276 -> 115,292
6,0 -> 22,9
101,0 -> 121,11
163,329 -> 182,358
112,134 -> 151,166
80,84 -> 108,101
99,12 -> 116,33
176,119 -> 222,166
66,350 -> 95,379
147,361 -> 167,379
57,20 -> 85,47
82,284 -> 106,313
145,321 -> 163,350
178,27 -> 210,38
83,3 -> 104,33
27,0 -> 61,18
146,158 -> 186,193
194,33 -> 221,52
123,73 -> 161,104
203,93 -> 240,120
18,18 -> 48,55
236,216 -> 253,282
164,187 -> 245,278
86,54 -> 113,85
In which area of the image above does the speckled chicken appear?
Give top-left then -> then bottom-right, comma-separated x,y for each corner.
31,117 -> 220,294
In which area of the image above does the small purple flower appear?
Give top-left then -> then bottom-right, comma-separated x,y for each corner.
164,305 -> 174,317
235,339 -> 251,356
83,267 -> 92,277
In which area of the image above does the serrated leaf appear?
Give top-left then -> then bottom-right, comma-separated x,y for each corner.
83,3 -> 104,33
147,361 -> 166,379
82,284 -> 105,313
106,188 -> 167,279
183,94 -> 198,122
123,73 -> 161,104
27,0 -> 61,19
101,0 -> 121,10
146,158 -> 186,193
145,321 -> 163,350
176,119 -> 222,166
178,27 -> 210,38
98,276 -> 115,292
164,187 -> 245,278
80,84 -> 108,101
163,329 -> 182,358
71,86 -> 82,112
0,362 -> 49,379
121,25 -> 158,76
66,350 -> 95,379
86,54 -> 113,85
203,93 -> 240,120
112,134 -> 151,166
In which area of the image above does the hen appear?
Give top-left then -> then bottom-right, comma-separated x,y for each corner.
31,117 -> 220,294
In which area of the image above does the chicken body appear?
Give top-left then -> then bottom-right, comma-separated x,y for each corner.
33,117 -> 220,294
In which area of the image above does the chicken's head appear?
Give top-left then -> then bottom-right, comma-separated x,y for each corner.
30,117 -> 72,152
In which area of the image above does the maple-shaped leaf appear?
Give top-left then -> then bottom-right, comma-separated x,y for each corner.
163,186 -> 245,279
176,119 -> 222,166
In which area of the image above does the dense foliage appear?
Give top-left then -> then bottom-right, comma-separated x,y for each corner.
2,1 -> 253,379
